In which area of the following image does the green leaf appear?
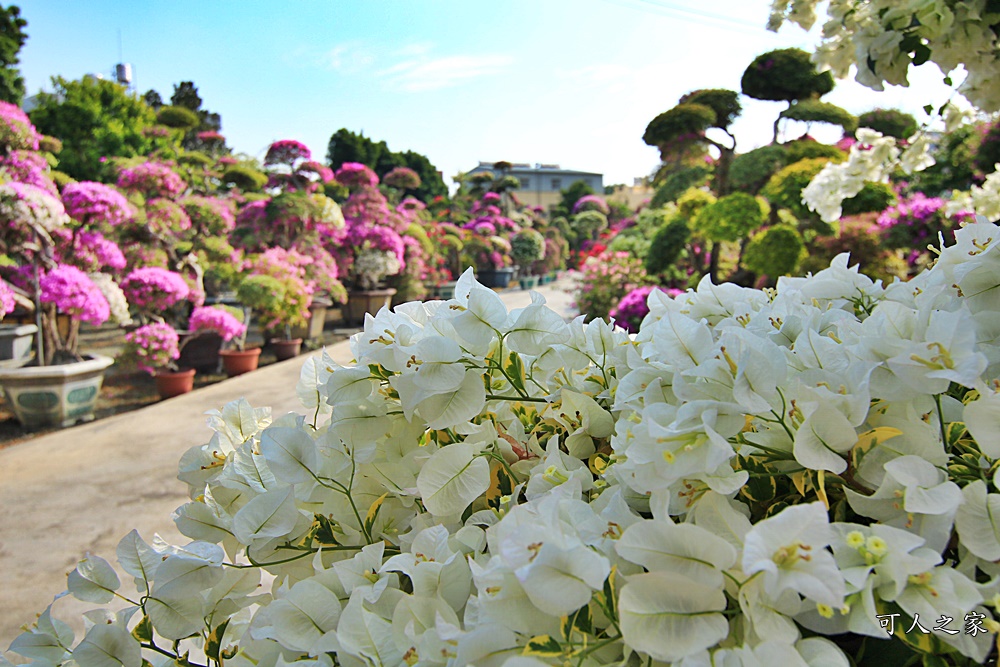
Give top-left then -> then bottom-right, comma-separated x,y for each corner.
523,635 -> 563,657
561,604 -> 592,640
912,43 -> 932,66
923,104 -> 934,115
943,76 -> 953,86
130,616 -> 153,643
205,619 -> 230,662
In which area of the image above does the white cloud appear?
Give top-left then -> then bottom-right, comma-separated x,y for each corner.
379,54 -> 514,92
321,41 -> 373,73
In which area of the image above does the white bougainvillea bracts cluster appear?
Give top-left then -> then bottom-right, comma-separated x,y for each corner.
10,219 -> 1000,666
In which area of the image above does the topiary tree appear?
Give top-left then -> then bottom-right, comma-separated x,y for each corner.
221,163 -> 268,192
840,181 -> 897,216
729,145 -> 789,194
857,108 -> 918,140
650,165 -> 711,207
510,228 -> 545,274
695,192 -> 767,243
644,89 -> 742,280
778,99 -> 857,137
645,215 -> 691,275
741,48 -> 836,142
761,157 -> 831,220
742,224 -> 807,280
156,105 -> 201,130
781,138 -> 846,164
676,187 -> 716,220
643,104 -> 718,160
570,210 -> 608,249
741,48 -> 834,103
678,89 -> 742,130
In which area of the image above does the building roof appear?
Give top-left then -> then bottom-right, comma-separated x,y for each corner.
468,161 -> 602,177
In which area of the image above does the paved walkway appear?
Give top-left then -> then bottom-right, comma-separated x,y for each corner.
0,279 -> 577,646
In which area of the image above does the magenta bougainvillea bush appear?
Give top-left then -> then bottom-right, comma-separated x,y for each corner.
116,161 -> 186,200
120,266 -> 190,312
123,321 -> 180,374
61,181 -> 135,227
187,305 -> 245,342
38,264 -> 110,327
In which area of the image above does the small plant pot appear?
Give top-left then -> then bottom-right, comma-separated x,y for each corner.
154,368 -> 195,399
219,347 -> 262,377
270,338 -> 302,361
519,275 -> 540,290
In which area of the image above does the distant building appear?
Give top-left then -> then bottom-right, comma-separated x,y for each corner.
465,162 -> 603,209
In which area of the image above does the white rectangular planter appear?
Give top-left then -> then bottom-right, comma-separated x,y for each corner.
0,323 -> 37,369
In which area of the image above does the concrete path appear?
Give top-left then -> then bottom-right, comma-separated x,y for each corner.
0,279 -> 577,646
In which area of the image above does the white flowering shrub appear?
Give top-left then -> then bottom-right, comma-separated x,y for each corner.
11,220 -> 1000,666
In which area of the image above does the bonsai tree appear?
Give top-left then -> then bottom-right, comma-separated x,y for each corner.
643,89 -> 742,279
237,272 -> 308,343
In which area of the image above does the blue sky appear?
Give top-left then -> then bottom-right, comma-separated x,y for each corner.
16,0 -> 959,189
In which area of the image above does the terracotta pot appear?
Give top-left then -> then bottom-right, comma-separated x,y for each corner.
344,288 -> 397,326
154,368 -> 195,399
270,338 -> 302,361
219,347 -> 262,377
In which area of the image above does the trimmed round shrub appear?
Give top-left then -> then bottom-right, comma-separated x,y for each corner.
741,48 -> 834,102
651,165 -> 711,207
761,157 -> 830,219
782,138 -> 846,164
643,103 -> 716,147
840,181 -> 897,216
857,108 -> 918,140
177,151 -> 213,168
222,164 -> 268,192
156,105 -> 200,130
695,192 -> 767,242
646,215 -> 691,274
571,210 -> 608,242
678,89 -> 741,129
742,224 -> 806,278
779,100 -> 857,133
511,228 -> 545,266
730,145 -> 789,194
676,187 -> 716,220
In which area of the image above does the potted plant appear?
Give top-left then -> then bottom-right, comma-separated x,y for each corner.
344,246 -> 400,325
462,233 -> 514,288
511,228 -> 545,290
237,272 -> 309,362
122,321 -> 193,399
179,304 -> 246,373
0,107 -> 136,428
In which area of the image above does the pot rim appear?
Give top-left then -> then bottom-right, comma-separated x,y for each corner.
0,353 -> 114,380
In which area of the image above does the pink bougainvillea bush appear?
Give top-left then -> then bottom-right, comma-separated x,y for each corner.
121,266 -> 190,313
123,321 -> 180,374
0,100 -> 40,151
116,161 -> 186,200
38,264 -> 110,327
61,181 -> 134,227
188,305 -> 245,342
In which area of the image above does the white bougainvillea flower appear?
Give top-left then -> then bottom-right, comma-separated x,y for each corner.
619,570 -> 729,662
791,401 -> 858,474
743,502 -> 845,608
846,455 -> 962,552
965,386 -> 1000,458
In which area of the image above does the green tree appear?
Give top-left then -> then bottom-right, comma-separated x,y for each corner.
551,179 -> 595,219
325,128 -> 447,201
29,76 -> 177,181
0,4 -> 27,105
